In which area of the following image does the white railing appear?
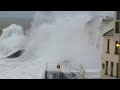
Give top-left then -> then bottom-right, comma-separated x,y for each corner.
45,64 -> 85,79
72,65 -> 85,79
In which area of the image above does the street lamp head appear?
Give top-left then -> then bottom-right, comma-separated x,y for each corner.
116,43 -> 120,48
57,64 -> 60,69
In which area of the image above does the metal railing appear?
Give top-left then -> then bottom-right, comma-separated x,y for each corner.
45,63 -> 85,79
72,65 -> 85,79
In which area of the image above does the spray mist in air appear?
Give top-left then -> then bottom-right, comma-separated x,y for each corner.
22,11 -> 105,70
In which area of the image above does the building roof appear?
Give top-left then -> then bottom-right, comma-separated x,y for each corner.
101,16 -> 115,27
103,29 -> 114,36
102,16 -> 114,23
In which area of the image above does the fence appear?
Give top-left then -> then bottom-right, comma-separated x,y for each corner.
45,63 -> 85,79
72,65 -> 85,79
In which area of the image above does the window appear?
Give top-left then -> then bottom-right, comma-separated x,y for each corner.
115,11 -> 120,33
116,11 -> 120,20
116,63 -> 119,78
114,41 -> 119,54
105,61 -> 108,75
110,62 -> 114,77
102,63 -> 105,69
106,39 -> 110,53
115,22 -> 120,33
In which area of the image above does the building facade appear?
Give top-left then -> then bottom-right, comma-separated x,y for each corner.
101,11 -> 120,79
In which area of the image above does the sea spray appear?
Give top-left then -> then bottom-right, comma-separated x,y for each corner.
22,11 -> 104,69
0,24 -> 26,56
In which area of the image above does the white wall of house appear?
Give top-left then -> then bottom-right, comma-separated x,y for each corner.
101,20 -> 119,79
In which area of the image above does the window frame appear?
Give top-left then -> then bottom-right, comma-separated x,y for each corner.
106,39 -> 110,53
110,62 -> 114,77
115,63 -> 119,78
114,41 -> 119,55
116,11 -> 120,20
105,61 -> 108,75
115,21 -> 120,33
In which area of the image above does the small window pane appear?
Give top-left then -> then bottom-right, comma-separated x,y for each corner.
116,11 -> 120,20
115,22 -> 120,33
115,41 -> 119,54
110,62 -> 113,77
116,63 -> 119,78
105,61 -> 108,75
106,39 -> 110,53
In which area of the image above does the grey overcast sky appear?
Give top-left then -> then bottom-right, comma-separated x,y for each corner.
0,11 -> 114,18
0,11 -> 35,18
